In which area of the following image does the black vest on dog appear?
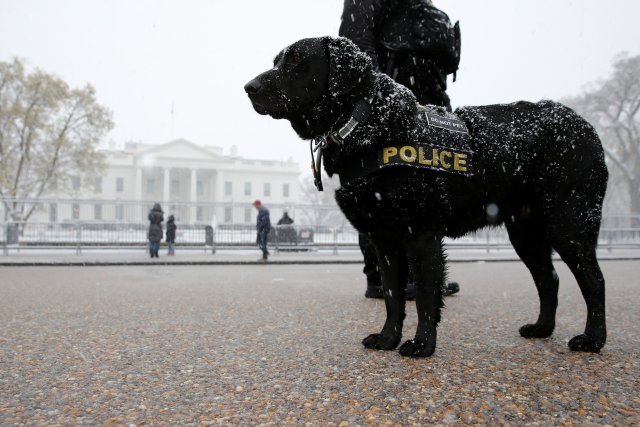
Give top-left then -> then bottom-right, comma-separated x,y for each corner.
336,105 -> 474,187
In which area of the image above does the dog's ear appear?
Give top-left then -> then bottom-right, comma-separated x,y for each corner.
324,36 -> 372,98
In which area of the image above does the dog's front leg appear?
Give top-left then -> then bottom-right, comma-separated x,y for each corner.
399,236 -> 446,358
362,243 -> 407,351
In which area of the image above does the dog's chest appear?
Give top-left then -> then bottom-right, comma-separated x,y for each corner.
334,169 -> 457,234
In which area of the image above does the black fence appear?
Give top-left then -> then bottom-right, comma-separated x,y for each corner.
0,222 -> 356,254
2,197 -> 639,254
2,219 -> 640,256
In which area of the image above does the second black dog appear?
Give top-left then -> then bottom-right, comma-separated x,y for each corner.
245,37 -> 608,357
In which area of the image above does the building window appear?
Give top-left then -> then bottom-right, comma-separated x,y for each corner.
116,177 -> 124,193
71,176 -> 81,191
197,207 -> 204,222
263,183 -> 271,197
283,183 -> 290,198
197,180 -> 204,197
224,181 -> 232,196
49,203 -> 58,222
94,204 -> 102,220
146,178 -> 156,194
244,182 -> 252,196
94,177 -> 102,193
116,204 -> 124,221
224,207 -> 232,223
244,207 -> 252,223
72,203 -> 80,220
171,179 -> 180,195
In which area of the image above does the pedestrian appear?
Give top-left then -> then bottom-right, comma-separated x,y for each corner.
253,200 -> 271,262
147,203 -> 164,258
277,211 -> 294,225
166,214 -> 177,256
276,211 -> 297,245
339,0 -> 461,298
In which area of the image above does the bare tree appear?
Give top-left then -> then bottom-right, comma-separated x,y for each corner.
0,58 -> 113,221
565,53 -> 640,224
297,173 -> 348,227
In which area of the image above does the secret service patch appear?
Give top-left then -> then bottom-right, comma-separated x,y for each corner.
424,111 -> 469,134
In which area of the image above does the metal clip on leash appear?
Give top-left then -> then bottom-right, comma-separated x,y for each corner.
309,94 -> 374,192
310,138 -> 327,191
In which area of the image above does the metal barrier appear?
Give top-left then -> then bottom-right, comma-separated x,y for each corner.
2,220 -> 640,255
2,198 -> 639,255
0,222 -> 358,250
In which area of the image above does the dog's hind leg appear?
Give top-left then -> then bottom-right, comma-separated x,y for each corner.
552,237 -> 606,353
361,242 -> 407,351
398,236 -> 446,358
506,220 -> 559,339
548,185 -> 607,352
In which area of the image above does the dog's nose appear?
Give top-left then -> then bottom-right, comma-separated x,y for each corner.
244,79 -> 263,95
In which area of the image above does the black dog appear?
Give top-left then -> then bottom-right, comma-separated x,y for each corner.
245,37 -> 608,357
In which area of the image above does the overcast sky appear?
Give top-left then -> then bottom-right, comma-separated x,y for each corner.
1,0 -> 639,172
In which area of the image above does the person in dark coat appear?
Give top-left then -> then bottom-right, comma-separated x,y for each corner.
339,0 -> 459,110
147,203 -> 164,258
340,0 -> 460,298
277,211 -> 294,225
166,215 -> 177,256
276,211 -> 297,245
253,200 -> 271,262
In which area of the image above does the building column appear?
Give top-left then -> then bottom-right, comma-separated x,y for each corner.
135,167 -> 143,221
163,167 -> 171,205
214,170 -> 224,227
190,168 -> 198,223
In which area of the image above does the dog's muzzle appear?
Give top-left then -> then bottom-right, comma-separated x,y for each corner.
244,78 -> 269,115
244,77 -> 293,118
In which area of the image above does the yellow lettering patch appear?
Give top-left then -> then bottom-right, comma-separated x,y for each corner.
379,144 -> 472,176
399,146 -> 417,162
382,147 -> 398,164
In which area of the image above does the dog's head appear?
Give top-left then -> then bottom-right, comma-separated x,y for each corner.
244,37 -> 373,137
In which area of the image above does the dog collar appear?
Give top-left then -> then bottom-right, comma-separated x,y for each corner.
311,98 -> 374,191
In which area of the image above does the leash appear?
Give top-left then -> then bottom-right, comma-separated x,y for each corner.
310,138 -> 327,191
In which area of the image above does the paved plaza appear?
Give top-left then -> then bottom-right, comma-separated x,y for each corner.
1,261 -> 639,425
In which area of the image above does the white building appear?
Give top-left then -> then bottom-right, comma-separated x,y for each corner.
42,139 -> 301,225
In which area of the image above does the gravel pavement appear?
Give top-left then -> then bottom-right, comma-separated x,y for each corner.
1,261 -> 638,425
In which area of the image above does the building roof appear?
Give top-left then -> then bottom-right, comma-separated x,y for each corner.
106,138 -> 299,174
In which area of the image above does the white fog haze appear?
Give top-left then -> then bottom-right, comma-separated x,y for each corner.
1,3 -> 640,424
1,0 -> 639,167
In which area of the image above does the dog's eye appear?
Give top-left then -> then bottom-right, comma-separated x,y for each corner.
284,53 -> 302,70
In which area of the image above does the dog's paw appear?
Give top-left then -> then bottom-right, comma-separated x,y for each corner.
568,334 -> 604,353
362,333 -> 401,350
398,339 -> 435,358
519,323 -> 554,338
